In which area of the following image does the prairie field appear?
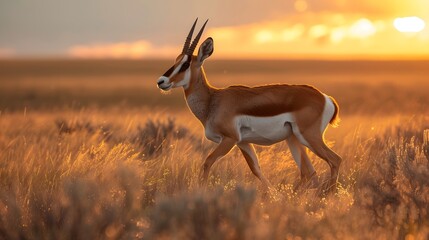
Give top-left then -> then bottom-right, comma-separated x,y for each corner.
0,59 -> 429,239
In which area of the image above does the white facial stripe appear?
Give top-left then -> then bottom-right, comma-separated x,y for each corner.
182,68 -> 191,89
158,55 -> 191,90
170,55 -> 188,78
173,68 -> 191,89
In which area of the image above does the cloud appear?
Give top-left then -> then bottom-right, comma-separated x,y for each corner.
68,41 -> 150,59
205,13 -> 429,58
66,11 -> 429,59
68,40 -> 178,59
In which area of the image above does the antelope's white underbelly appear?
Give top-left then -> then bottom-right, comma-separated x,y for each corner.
234,113 -> 294,145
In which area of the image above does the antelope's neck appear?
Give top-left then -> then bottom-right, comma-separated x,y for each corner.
184,68 -> 214,124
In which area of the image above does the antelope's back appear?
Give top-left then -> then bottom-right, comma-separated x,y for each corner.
212,84 -> 326,117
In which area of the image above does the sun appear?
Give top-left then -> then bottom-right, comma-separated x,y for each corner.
393,16 -> 426,33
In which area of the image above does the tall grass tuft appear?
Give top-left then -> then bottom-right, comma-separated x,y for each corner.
132,118 -> 191,158
1,112 -> 429,239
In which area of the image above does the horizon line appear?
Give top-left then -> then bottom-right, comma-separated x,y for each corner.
1,55 -> 429,62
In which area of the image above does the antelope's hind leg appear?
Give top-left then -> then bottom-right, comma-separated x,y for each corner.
290,118 -> 342,192
300,132 -> 342,192
286,135 -> 319,190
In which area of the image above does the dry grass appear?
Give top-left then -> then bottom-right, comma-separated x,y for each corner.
0,60 -> 428,239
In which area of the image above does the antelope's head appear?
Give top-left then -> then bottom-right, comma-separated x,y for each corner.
157,18 -> 214,91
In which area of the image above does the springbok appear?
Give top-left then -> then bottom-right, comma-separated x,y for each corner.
157,19 -> 342,191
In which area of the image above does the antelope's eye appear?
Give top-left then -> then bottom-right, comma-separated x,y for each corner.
179,62 -> 190,72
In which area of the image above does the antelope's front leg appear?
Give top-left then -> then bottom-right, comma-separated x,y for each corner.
200,137 -> 236,185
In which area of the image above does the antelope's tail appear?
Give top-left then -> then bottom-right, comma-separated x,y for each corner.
329,96 -> 340,127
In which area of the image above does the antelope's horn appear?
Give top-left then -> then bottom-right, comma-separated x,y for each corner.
181,18 -> 198,55
187,19 -> 209,56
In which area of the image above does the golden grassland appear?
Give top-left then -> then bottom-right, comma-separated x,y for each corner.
0,60 -> 428,239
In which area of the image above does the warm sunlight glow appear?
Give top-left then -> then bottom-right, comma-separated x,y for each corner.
255,30 -> 274,43
394,17 -> 426,33
69,41 -> 151,59
282,24 -> 304,42
207,14 -> 429,59
209,27 -> 236,41
330,28 -> 346,43
4,1 -> 429,59
349,18 -> 376,38
309,24 -> 328,39
294,0 -> 308,12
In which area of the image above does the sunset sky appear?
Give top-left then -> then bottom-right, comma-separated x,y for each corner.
1,0 -> 428,59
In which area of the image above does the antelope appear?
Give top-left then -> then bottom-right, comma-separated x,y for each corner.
157,19 -> 342,191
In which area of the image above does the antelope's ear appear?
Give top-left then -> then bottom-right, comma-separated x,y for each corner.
197,37 -> 214,64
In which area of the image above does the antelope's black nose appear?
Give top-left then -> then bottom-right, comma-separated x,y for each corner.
157,79 -> 165,85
